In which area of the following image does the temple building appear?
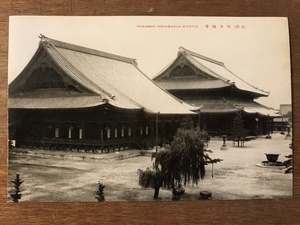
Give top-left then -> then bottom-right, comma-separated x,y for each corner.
153,47 -> 279,136
8,36 -> 195,151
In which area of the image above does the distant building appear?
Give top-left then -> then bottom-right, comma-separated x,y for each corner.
8,36 -> 195,150
279,104 -> 292,116
273,104 -> 292,132
273,117 -> 289,132
153,47 -> 279,136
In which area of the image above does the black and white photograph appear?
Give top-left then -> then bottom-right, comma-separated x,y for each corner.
8,16 -> 292,202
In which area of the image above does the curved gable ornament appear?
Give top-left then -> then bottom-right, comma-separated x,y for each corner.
169,64 -> 196,78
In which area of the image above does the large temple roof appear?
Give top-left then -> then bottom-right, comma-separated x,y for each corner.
153,47 -> 279,117
153,47 -> 270,98
9,35 -> 195,115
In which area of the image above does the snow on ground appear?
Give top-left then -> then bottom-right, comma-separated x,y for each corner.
8,132 -> 292,202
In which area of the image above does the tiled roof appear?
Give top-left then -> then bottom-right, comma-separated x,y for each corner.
153,47 -> 269,97
242,106 -> 279,117
9,36 -> 195,115
9,96 -> 105,109
182,47 -> 269,96
186,97 -> 279,117
156,79 -> 231,90
9,89 -> 140,110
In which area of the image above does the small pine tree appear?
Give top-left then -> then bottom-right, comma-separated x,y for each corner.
95,182 -> 105,202
10,174 -> 23,203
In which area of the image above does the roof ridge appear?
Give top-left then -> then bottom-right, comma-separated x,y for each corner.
131,62 -> 190,110
179,47 -> 224,66
39,34 -> 137,65
182,51 -> 230,83
180,46 -> 269,97
40,38 -> 115,100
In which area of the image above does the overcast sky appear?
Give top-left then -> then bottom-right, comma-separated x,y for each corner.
8,16 -> 291,109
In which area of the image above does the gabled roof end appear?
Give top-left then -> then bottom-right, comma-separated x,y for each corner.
39,34 -> 137,65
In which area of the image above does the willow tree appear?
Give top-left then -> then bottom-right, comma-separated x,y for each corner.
139,117 -> 221,200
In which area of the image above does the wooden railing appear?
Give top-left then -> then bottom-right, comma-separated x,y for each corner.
16,136 -> 155,152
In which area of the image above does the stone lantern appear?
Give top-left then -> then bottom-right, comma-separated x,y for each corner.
220,135 -> 228,150
285,124 -> 291,139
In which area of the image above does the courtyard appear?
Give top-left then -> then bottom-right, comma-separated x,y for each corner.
8,132 -> 292,202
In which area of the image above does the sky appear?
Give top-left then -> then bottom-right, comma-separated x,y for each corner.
8,16 -> 291,109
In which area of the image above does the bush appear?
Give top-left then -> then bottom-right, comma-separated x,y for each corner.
95,182 -> 105,202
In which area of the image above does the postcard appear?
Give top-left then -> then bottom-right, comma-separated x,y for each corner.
8,16 -> 292,202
